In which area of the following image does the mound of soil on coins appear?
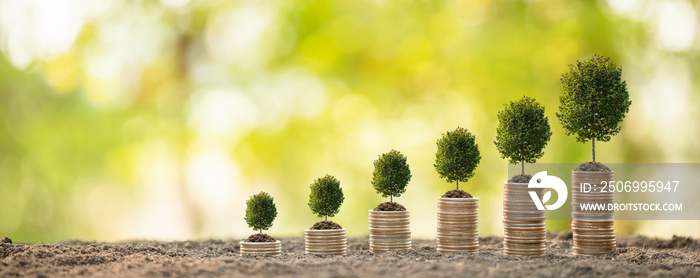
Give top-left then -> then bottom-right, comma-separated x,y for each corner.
310,221 -> 343,230
245,234 -> 276,242
575,162 -> 612,172
373,202 -> 406,211
441,189 -> 473,198
508,174 -> 533,183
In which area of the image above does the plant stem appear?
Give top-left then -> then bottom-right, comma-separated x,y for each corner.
592,137 -> 596,162
390,195 -> 393,203
325,216 -> 327,221
259,229 -> 262,234
456,180 -> 459,190
521,161 -> 524,175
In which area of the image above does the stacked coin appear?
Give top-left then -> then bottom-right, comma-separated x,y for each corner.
503,182 -> 546,255
436,197 -> 479,253
304,228 -> 347,255
368,210 -> 411,253
571,171 -> 615,256
239,240 -> 282,256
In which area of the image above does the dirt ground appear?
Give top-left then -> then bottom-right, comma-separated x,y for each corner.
1,232 -> 699,277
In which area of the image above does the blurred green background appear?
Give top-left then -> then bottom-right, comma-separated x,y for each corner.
1,0 -> 699,243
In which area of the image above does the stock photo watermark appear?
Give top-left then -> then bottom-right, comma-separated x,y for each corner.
510,164 -> 700,220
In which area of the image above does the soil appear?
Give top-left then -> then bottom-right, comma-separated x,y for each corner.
373,202 -> 407,211
575,162 -> 612,172
508,174 -> 533,183
1,232 -> 699,277
245,234 -> 276,242
310,221 -> 343,230
441,189 -> 473,198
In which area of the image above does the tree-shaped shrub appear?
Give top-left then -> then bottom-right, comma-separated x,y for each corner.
557,54 -> 631,162
372,149 -> 411,203
434,127 -> 481,193
245,192 -> 277,234
308,174 -> 344,222
495,96 -> 552,175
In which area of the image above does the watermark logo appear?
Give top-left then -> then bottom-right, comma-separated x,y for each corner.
528,171 -> 568,211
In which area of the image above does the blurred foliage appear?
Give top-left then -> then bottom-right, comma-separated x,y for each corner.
0,0 -> 699,242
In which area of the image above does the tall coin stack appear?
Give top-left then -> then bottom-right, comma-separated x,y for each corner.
503,182 -> 546,255
571,171 -> 615,256
436,197 -> 479,253
368,210 -> 411,253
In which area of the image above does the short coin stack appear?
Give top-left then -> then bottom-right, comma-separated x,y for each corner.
304,228 -> 347,255
239,240 -> 282,256
503,182 -> 546,255
436,197 -> 479,253
368,210 -> 411,253
571,171 -> 615,256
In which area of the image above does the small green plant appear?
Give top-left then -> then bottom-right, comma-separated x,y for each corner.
434,127 -> 481,190
495,97 -> 552,175
244,192 -> 278,234
557,54 -> 631,162
372,149 -> 412,203
308,174 -> 344,221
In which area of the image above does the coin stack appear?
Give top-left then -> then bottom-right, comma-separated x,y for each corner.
239,240 -> 282,256
503,182 -> 546,255
304,228 -> 347,255
436,197 -> 479,253
571,171 -> 615,256
368,210 -> 411,253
